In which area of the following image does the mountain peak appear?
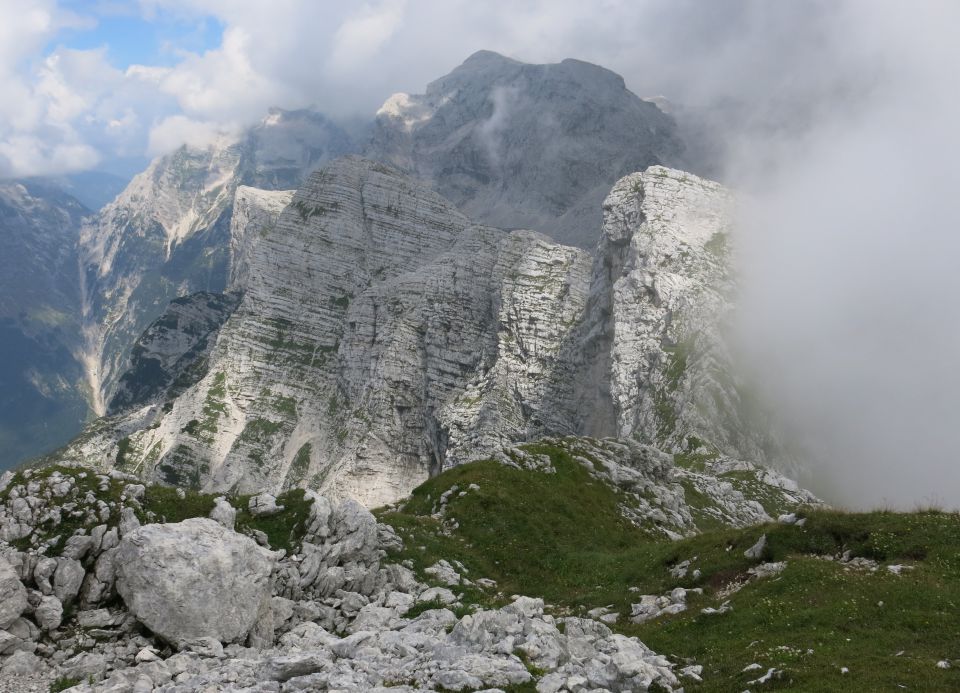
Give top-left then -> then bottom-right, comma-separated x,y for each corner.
367,52 -> 684,248
460,49 -> 521,66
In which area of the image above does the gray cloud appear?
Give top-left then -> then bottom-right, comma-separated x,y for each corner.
726,2 -> 960,508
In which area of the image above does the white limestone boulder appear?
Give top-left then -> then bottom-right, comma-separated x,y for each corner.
114,518 -> 275,646
0,555 -> 27,629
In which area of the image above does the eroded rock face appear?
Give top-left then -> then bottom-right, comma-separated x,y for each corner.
367,50 -> 685,248
0,555 -> 27,629
78,110 -> 354,416
114,518 -> 275,646
55,159 -> 798,508
61,157 -> 594,506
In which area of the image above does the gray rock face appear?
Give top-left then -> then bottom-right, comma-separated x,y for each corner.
114,518 -> 275,646
34,596 -> 63,631
62,157 -> 593,505
78,109 -> 355,417
107,291 -> 242,415
366,50 -> 685,248
0,556 -> 27,629
56,159 -> 799,508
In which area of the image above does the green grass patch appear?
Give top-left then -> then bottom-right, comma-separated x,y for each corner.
378,450 -> 960,691
49,677 -> 83,692
141,485 -> 217,524
233,488 -> 314,554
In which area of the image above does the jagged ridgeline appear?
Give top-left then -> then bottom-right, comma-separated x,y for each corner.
50,155 -> 785,508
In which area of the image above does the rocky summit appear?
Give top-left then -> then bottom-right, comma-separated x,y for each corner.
367,50 -> 685,249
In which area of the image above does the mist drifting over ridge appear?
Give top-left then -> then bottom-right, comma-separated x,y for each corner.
723,2 -> 960,509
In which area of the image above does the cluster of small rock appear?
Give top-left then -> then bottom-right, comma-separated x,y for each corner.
0,466 -> 686,692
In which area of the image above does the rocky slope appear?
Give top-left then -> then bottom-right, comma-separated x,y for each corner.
78,109 -> 354,416
0,461 -> 689,692
54,158 -> 785,509
5,442 -> 954,692
0,181 -> 90,469
366,50 -> 685,248
60,156 -> 596,506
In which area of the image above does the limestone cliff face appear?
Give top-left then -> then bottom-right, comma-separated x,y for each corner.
78,111 -> 354,416
366,50 -> 685,249
56,158 -> 789,507
563,167 -> 769,460
60,158 -> 593,506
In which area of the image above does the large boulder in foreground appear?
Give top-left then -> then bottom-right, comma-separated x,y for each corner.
115,518 -> 275,646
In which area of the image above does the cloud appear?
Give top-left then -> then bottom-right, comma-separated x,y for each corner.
327,0 -> 406,75
0,1 -> 912,177
146,114 -> 231,155
728,1 -> 960,509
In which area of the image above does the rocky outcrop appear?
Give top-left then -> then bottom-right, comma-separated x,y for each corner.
0,556 -> 27,629
78,110 -> 354,416
480,437 -> 819,537
0,465 -> 688,692
557,166 -> 784,465
366,50 -> 685,248
114,519 -> 275,646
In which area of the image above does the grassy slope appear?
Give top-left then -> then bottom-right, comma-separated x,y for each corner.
377,444 -> 960,692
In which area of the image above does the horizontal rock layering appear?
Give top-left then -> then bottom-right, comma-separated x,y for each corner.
54,157 -> 796,508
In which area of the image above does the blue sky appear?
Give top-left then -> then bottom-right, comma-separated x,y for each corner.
56,2 -> 223,69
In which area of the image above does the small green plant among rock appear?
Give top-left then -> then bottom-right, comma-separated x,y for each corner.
49,677 -> 82,692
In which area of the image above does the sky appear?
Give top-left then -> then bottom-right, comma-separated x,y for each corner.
0,0 -> 906,180
1,0 -> 958,508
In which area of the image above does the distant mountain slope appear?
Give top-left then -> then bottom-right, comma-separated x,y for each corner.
78,109 -> 356,415
366,50 -> 686,248
56,170 -> 132,211
0,181 -> 89,469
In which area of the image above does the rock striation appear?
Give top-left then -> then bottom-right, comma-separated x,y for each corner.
53,158 -> 796,509
367,50 -> 685,248
77,110 -> 354,416
58,157 -> 595,506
